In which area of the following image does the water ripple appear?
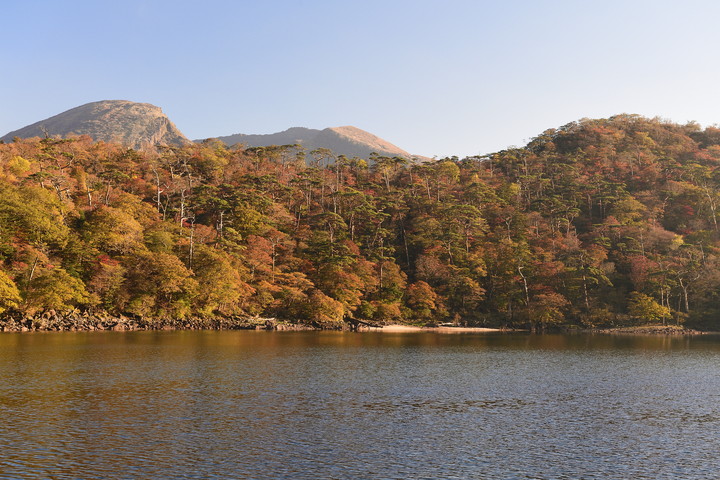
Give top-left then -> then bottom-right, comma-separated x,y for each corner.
1,331 -> 720,479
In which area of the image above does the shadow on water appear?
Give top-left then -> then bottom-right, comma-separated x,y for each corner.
3,328 -> 720,351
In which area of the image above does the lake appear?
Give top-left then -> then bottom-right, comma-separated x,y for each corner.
1,331 -> 719,479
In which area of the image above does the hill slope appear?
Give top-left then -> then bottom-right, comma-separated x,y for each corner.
1,100 -> 191,149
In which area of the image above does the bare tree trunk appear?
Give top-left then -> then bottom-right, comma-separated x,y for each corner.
28,256 -> 39,284
179,189 -> 187,228
679,278 -> 690,313
151,166 -> 163,213
188,218 -> 195,269
217,210 -> 225,239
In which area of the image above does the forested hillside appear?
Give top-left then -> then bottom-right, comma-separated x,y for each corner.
2,114 -> 720,330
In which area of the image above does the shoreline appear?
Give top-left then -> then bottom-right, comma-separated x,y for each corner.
589,325 -> 709,336
0,311 -> 311,333
360,324 -> 504,333
587,325 -> 716,336
0,311 -> 713,335
0,310 -> 510,334
0,310 -> 507,334
0,317 -> 507,334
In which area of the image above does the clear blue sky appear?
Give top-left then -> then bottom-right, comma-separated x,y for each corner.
3,0 -> 720,158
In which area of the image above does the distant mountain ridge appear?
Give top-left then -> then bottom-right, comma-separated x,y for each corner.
2,100 -> 424,159
208,125 -> 421,160
1,100 -> 190,150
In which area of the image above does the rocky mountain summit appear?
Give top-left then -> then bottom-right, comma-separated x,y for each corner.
210,125 -> 422,160
3,101 -> 423,159
1,100 -> 190,149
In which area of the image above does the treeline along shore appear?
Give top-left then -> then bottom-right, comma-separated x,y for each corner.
3,115 -> 720,333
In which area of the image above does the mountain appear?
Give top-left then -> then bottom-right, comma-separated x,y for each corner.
209,125 -> 424,160
214,127 -> 319,149
4,100 -> 424,159
1,100 -> 191,149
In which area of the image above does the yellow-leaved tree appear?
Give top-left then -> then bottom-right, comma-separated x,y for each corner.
0,270 -> 21,314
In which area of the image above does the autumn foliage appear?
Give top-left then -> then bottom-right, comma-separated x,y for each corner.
2,115 -> 720,330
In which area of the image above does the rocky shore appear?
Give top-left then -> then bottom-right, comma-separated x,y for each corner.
2,311 -> 712,335
0,309 -> 321,333
592,325 -> 707,335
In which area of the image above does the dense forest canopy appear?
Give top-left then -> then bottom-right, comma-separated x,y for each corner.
2,114 -> 720,330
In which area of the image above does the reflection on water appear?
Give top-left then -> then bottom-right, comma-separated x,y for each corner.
1,331 -> 720,479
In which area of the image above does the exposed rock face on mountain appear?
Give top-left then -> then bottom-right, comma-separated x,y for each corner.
211,125 -> 420,160
4,101 -> 424,159
1,100 -> 190,150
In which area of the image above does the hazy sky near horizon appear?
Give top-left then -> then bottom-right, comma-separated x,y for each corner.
3,0 -> 720,158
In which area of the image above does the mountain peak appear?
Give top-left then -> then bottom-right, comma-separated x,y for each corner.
4,102 -> 423,159
322,126 -> 410,157
212,124 -> 417,160
1,100 -> 190,149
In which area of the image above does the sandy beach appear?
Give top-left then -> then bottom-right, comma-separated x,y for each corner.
360,324 -> 502,333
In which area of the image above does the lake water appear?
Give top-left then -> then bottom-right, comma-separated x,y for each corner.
1,331 -> 719,479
